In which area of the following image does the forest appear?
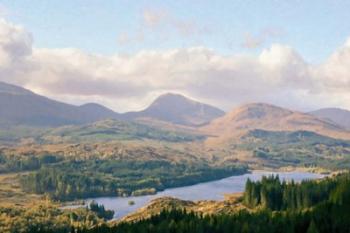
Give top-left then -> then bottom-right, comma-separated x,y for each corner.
19,159 -> 247,200
0,153 -> 63,173
243,173 -> 347,210
237,129 -> 350,170
88,201 -> 114,220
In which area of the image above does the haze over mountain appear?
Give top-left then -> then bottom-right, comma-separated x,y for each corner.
0,82 -> 225,128
310,108 -> 350,130
122,93 -> 225,126
2,80 -> 350,143
201,103 -> 350,143
0,81 -> 119,127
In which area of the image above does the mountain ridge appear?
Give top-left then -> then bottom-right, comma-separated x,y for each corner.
1,80 -> 350,142
0,81 -> 119,127
0,81 -> 225,128
201,102 -> 350,144
0,81 -> 34,95
310,108 -> 350,129
122,93 -> 225,126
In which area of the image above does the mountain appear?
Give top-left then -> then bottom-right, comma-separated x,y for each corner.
0,81 -> 34,95
201,103 -> 350,142
122,93 -> 225,126
0,82 -> 224,128
310,108 -> 350,129
0,81 -> 119,127
78,103 -> 118,121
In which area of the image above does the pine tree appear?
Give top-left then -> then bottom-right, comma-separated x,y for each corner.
306,220 -> 319,233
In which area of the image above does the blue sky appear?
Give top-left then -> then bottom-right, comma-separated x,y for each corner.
2,0 -> 350,63
0,1 -> 350,112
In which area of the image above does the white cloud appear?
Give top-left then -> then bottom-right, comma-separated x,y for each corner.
317,40 -> 350,91
259,44 -> 310,88
0,19 -> 32,68
1,18 -> 350,112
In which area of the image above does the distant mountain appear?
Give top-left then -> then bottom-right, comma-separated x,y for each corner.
310,108 -> 350,130
78,103 -> 118,121
0,81 -> 119,127
201,103 -> 350,143
0,82 -> 224,128
0,81 -> 33,95
122,93 -> 225,126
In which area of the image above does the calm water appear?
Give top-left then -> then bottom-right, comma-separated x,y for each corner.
80,171 -> 323,219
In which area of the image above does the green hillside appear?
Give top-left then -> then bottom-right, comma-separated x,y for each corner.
237,129 -> 350,169
40,119 -> 205,143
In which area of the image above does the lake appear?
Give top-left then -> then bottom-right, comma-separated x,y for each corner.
82,171 -> 324,219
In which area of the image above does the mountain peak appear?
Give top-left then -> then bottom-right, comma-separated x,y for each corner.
124,93 -> 225,126
78,103 -> 119,119
149,93 -> 198,109
231,103 -> 293,120
156,92 -> 187,99
202,102 -> 350,142
79,102 -> 111,110
236,102 -> 293,112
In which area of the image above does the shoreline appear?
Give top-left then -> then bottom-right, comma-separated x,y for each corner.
250,166 -> 335,175
60,167 -> 329,208
62,170 -> 323,221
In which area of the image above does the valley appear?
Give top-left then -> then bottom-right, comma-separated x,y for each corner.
0,2 -> 349,232
0,81 -> 350,232
83,171 -> 323,220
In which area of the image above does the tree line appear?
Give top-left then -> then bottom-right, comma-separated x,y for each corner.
243,173 -> 348,210
20,172 -> 350,233
0,153 -> 62,173
20,159 -> 247,200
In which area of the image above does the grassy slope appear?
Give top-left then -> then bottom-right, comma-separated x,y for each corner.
0,118 -> 205,145
0,172 -> 41,206
236,129 -> 350,169
118,194 -> 245,224
38,119 -> 205,144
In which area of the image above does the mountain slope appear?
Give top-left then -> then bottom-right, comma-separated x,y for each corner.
0,81 -> 119,127
40,119 -> 205,143
77,103 -> 118,121
235,129 -> 350,169
310,108 -> 350,129
123,93 -> 225,126
201,103 -> 350,142
0,82 -> 224,128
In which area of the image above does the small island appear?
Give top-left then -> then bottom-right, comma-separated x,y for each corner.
128,200 -> 135,206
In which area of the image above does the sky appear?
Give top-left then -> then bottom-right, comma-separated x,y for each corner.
0,0 -> 350,112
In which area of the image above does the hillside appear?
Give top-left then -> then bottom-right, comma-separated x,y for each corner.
201,103 -> 350,143
236,129 -> 350,169
119,195 -> 244,223
40,119 -> 205,143
310,108 -> 350,129
0,82 -> 225,128
122,93 -> 225,126
0,82 -> 119,127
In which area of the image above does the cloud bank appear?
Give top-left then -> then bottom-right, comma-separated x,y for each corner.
0,18 -> 350,112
